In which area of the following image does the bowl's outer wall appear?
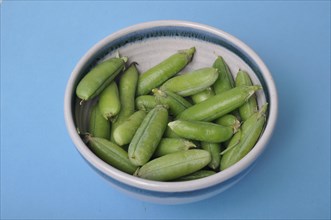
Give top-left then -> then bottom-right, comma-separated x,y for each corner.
64,20 -> 278,203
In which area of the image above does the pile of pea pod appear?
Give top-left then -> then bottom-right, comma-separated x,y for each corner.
76,47 -> 268,181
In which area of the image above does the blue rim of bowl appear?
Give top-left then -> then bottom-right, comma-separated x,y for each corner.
64,20 -> 278,193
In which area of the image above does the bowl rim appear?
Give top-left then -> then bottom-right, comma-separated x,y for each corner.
64,20 -> 278,193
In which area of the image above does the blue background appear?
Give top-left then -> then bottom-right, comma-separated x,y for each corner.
1,1 -> 330,219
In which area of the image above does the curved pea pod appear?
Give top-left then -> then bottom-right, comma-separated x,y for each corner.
76,57 -> 127,101
235,70 -> 258,121
137,47 -> 195,95
153,89 -> 192,116
135,95 -> 158,111
113,110 -> 147,146
176,170 -> 216,181
212,56 -> 234,94
110,64 -> 139,141
117,63 -> 139,122
89,104 -> 110,139
191,87 -> 215,104
87,136 -> 137,174
98,81 -> 121,120
160,67 -> 219,97
215,114 -> 241,133
201,142 -> 221,170
153,138 -> 196,157
220,129 -> 242,156
177,85 -> 262,122
220,104 -> 268,170
136,149 -> 211,181
128,106 -> 168,166
168,120 -> 234,143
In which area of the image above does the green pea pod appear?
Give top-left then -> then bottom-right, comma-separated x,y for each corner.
176,170 -> 216,181
235,70 -> 258,121
89,104 -> 110,139
113,110 -> 147,146
168,120 -> 234,143
201,142 -> 221,170
117,63 -> 139,122
128,105 -> 168,166
220,104 -> 268,170
110,64 -> 139,142
137,47 -> 195,95
191,87 -> 215,104
153,89 -> 192,116
153,138 -> 196,157
164,126 -> 181,138
98,81 -> 121,120
76,57 -> 127,101
87,136 -> 137,174
135,95 -> 158,111
136,149 -> 211,181
215,114 -> 241,133
220,129 -> 242,155
177,85 -> 261,122
160,67 -> 219,97
212,56 -> 234,94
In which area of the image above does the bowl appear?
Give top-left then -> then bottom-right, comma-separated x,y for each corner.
64,20 -> 278,204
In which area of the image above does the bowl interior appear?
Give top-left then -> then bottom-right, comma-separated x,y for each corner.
66,21 -> 276,193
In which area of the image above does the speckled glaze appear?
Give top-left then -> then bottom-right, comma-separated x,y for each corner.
64,20 -> 278,204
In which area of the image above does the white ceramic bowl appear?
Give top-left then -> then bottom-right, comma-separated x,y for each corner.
64,20 -> 278,204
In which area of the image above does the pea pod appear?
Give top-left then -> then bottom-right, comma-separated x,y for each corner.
177,85 -> 261,122
89,104 -> 110,139
153,89 -> 192,116
191,87 -> 215,104
136,149 -> 211,181
87,136 -> 137,174
215,114 -> 241,133
76,57 -> 127,101
160,67 -> 219,97
135,95 -> 158,111
164,126 -> 181,138
128,105 -> 168,166
212,56 -> 234,94
110,64 -> 139,141
168,120 -> 234,143
220,129 -> 242,155
98,81 -> 121,120
137,47 -> 195,95
235,70 -> 258,120
117,63 -> 139,122
201,142 -> 221,170
153,138 -> 196,157
176,170 -> 216,181
113,110 -> 147,146
220,104 -> 268,170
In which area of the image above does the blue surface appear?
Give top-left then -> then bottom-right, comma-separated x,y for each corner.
1,1 -> 330,219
